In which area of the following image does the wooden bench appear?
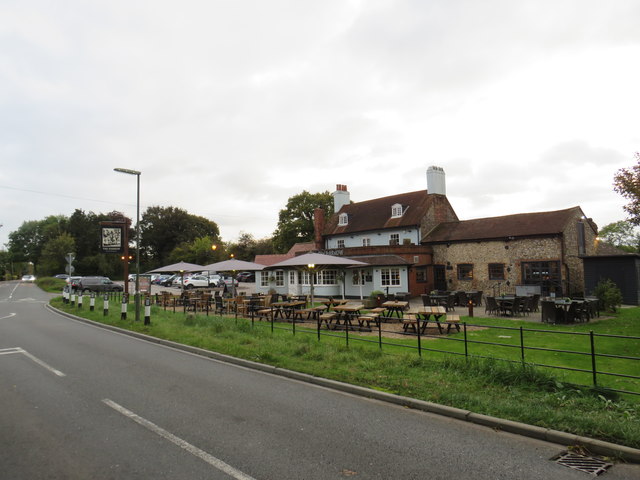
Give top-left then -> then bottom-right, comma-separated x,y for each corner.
292,305 -> 327,321
357,315 -> 380,329
319,313 -> 337,329
445,314 -> 461,333
256,308 -> 273,320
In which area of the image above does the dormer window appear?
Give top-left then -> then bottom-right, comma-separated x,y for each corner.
391,203 -> 403,218
338,213 -> 348,226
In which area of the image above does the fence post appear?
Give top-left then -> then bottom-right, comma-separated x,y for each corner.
378,320 -> 382,350
520,326 -> 525,367
463,322 -> 468,359
590,330 -> 597,387
77,293 -> 83,309
103,293 -> 109,316
121,294 -> 128,320
317,316 -> 321,341
417,316 -> 422,358
89,292 -> 95,311
292,316 -> 296,336
144,297 -> 151,325
345,318 -> 349,347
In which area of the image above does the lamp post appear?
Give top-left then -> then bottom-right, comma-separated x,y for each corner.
114,167 -> 143,323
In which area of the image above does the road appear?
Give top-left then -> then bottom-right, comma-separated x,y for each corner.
1,280 -> 637,479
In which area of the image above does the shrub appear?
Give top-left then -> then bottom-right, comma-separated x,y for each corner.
592,278 -> 623,312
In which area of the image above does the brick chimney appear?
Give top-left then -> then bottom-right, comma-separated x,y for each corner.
313,208 -> 325,250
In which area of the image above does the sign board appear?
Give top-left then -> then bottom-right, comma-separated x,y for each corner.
100,226 -> 124,254
138,274 -> 152,293
65,265 -> 75,274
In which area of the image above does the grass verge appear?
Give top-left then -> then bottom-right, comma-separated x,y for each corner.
50,296 -> 640,450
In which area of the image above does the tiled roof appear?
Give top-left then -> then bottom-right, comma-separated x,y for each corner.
254,242 -> 315,266
424,207 -> 586,243
324,190 -> 431,235
346,254 -> 412,266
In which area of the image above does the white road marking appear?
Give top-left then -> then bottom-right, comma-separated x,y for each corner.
102,399 -> 258,480
0,313 -> 17,320
8,282 -> 20,299
0,347 -> 66,377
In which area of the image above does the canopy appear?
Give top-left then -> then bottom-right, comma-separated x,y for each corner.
268,253 -> 368,304
202,259 -> 266,272
147,261 -> 205,273
268,252 -> 368,268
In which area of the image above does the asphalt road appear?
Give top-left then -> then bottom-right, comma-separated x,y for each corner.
1,281 -> 638,479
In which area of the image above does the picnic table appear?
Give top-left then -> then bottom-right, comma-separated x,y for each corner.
382,300 -> 408,318
404,306 -> 447,334
332,303 -> 365,329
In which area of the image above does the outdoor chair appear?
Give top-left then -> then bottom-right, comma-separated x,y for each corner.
421,294 -> 431,307
455,291 -> 468,307
445,294 -> 456,312
214,295 -> 226,315
540,300 -> 556,323
485,296 -> 499,315
502,297 -> 521,317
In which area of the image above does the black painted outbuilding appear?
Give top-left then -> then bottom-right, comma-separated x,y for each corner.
583,254 -> 640,305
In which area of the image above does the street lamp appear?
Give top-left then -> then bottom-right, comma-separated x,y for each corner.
114,167 -> 143,323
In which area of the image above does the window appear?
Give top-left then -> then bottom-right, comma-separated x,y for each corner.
317,269 -> 337,285
362,237 -> 371,247
389,233 -> 400,246
380,268 -> 401,286
352,270 -> 364,285
488,263 -> 505,280
338,213 -> 348,226
391,203 -> 403,218
521,261 -> 561,295
337,239 -> 345,248
577,221 -> 586,255
289,271 -> 296,285
275,270 -> 284,287
416,267 -> 427,283
260,271 -> 269,287
457,264 -> 473,280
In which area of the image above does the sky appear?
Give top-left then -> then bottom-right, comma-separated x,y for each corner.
2,0 -> 639,250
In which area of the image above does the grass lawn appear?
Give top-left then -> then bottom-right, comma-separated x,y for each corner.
49,295 -> 640,450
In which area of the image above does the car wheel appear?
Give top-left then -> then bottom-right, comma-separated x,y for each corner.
186,284 -> 194,290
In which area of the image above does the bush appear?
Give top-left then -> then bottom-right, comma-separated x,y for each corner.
592,278 -> 623,312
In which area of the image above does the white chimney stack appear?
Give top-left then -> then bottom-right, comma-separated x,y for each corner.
333,184 -> 350,212
426,166 -> 446,195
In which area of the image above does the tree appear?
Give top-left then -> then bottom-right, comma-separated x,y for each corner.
272,191 -> 333,253
7,215 -> 67,268
38,233 -> 76,276
140,206 -> 220,266
598,220 -> 640,252
226,232 -> 275,261
167,236 -> 224,265
613,152 -> 640,225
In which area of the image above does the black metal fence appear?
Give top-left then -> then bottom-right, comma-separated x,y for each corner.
239,308 -> 640,398
66,291 -> 640,397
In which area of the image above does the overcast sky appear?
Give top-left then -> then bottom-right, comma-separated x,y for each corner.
2,0 -> 639,250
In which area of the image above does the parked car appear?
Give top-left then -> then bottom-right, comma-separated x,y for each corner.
219,275 -> 239,288
21,274 -> 36,282
54,274 -> 69,280
182,275 -> 211,289
67,276 -> 83,291
160,274 -> 178,287
76,276 -> 124,293
236,271 -> 255,282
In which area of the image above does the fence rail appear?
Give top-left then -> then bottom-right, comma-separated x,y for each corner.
65,291 -> 640,397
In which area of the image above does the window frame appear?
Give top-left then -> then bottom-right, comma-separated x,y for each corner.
488,263 -> 505,280
380,267 -> 401,287
457,263 -> 474,281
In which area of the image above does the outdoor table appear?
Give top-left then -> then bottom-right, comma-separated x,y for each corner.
332,303 -> 365,329
429,295 -> 449,307
405,306 -> 447,334
271,301 -> 290,319
322,299 -> 348,311
382,300 -> 408,318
